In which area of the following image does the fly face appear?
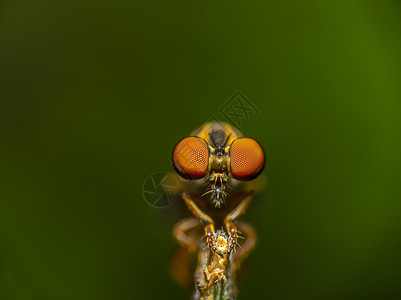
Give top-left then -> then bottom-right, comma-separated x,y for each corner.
205,146 -> 230,207
172,122 -> 265,207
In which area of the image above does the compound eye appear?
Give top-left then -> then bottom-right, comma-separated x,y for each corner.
173,137 -> 209,179
230,138 -> 265,181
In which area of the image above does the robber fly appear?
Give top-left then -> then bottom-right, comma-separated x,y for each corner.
169,121 -> 265,300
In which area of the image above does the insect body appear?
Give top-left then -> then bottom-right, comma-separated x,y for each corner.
171,121 -> 265,300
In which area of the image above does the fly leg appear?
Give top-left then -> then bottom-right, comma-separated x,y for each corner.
236,221 -> 258,263
173,217 -> 202,253
181,192 -> 217,252
170,218 -> 202,288
224,190 -> 255,254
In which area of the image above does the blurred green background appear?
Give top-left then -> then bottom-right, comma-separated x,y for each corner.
1,0 -> 400,299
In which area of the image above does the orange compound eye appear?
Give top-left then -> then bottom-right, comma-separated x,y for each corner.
230,138 -> 265,181
172,137 -> 210,180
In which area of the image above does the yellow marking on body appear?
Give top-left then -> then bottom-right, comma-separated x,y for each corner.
191,121 -> 242,147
